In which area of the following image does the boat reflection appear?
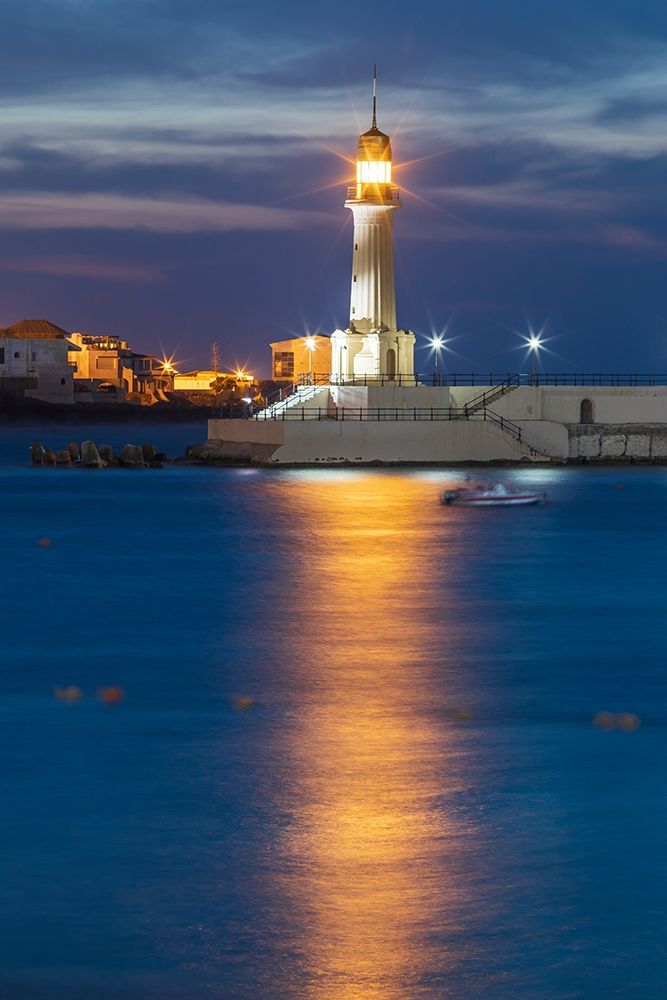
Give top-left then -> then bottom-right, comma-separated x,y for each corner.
270,471 -> 480,997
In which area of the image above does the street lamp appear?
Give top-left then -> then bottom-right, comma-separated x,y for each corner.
527,334 -> 543,381
304,336 -> 317,384
430,335 -> 444,385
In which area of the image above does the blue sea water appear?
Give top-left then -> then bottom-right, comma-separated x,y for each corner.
1,423 -> 666,999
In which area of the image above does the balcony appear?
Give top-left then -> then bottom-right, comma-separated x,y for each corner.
346,184 -> 400,204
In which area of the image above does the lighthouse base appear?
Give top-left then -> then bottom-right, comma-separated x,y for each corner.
330,327 -> 416,383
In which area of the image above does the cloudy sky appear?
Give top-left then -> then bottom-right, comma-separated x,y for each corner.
1,0 -> 666,374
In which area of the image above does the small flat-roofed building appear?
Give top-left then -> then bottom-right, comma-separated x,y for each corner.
270,335 -> 331,383
173,370 -> 219,392
172,370 -> 255,392
0,318 -> 74,403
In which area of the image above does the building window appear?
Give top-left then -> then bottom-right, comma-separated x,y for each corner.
353,275 -> 357,282
31,352 -> 36,361
96,357 -> 116,370
0,348 -> 4,364
355,243 -> 358,251
274,351 -> 295,378
14,351 -> 20,358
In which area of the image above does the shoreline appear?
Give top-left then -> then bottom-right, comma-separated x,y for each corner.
0,395 -> 211,425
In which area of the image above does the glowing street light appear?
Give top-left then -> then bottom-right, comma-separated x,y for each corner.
429,334 -> 445,385
304,336 -> 317,383
526,333 -> 543,380
160,354 -> 178,375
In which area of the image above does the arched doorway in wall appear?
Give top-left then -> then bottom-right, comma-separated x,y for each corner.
386,348 -> 396,380
580,398 -> 594,424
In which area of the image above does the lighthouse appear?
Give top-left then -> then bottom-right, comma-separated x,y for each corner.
331,70 -> 415,383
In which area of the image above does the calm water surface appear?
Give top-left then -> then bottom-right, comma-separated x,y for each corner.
1,424 -> 665,998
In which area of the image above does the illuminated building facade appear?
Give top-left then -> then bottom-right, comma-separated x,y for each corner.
331,73 -> 415,383
270,335 -> 331,383
68,331 -> 168,399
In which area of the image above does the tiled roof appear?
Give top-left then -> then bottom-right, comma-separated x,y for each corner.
0,318 -> 70,340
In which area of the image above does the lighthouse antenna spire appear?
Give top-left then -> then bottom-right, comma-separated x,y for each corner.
372,64 -> 377,128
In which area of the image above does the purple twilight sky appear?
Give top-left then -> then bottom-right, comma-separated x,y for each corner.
1,0 -> 666,376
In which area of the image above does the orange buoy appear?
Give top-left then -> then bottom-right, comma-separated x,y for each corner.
98,685 -> 125,705
54,685 -> 83,701
616,712 -> 641,732
232,695 -> 255,712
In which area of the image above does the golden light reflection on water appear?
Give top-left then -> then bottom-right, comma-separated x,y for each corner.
269,472 -> 478,998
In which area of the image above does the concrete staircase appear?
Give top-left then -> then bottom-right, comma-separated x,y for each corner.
257,383 -> 330,419
463,375 -> 521,415
474,406 -> 551,460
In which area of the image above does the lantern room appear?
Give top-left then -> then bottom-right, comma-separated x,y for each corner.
354,126 -> 393,198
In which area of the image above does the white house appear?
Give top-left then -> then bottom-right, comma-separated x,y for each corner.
0,318 -> 74,404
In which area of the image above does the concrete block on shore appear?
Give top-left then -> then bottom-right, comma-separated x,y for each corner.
55,449 -> 72,466
98,444 -> 118,466
600,434 -> 626,458
650,433 -> 667,458
30,443 -> 46,465
626,434 -> 651,459
67,443 -> 80,463
578,434 -> 601,458
119,444 -> 145,467
81,441 -> 103,468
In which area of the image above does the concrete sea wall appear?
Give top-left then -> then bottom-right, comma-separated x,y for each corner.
206,418 -> 554,465
204,385 -> 667,466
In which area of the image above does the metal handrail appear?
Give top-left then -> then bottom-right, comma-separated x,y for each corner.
346,185 -> 400,202
257,371 -> 667,418
252,404 -> 520,428
462,374 -> 521,413
214,402 -> 529,447
482,408 -> 523,441
298,372 -> 420,387
272,372 -> 667,392
433,372 -> 667,387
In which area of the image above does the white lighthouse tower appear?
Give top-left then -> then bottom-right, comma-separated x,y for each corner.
330,70 -> 415,383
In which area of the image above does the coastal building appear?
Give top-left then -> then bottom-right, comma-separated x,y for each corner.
68,332 -> 168,400
0,318 -> 74,403
172,369 -> 255,392
270,335 -> 331,383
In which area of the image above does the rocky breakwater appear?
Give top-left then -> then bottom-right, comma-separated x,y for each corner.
30,441 -> 169,468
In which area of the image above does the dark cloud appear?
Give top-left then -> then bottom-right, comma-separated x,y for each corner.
596,95 -> 667,124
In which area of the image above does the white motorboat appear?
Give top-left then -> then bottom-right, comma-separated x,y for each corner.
440,482 -> 545,507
